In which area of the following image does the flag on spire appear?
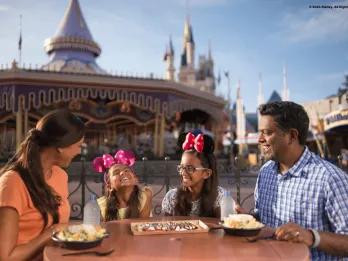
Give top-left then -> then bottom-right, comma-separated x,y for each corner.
18,15 -> 22,51
217,71 -> 221,85
18,33 -> 22,51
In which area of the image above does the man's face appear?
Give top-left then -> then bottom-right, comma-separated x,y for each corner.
258,115 -> 290,162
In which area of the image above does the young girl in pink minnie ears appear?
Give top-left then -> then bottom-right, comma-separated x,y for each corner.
162,132 -> 225,218
93,150 -> 152,221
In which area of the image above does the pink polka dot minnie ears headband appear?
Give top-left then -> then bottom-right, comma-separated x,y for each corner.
182,132 -> 204,153
92,150 -> 136,183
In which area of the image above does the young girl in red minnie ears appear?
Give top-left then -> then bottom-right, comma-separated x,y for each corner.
162,132 -> 224,218
92,150 -> 152,221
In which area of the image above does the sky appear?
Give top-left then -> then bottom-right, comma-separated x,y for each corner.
0,0 -> 347,112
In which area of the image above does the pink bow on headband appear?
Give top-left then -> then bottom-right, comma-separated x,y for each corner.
182,132 -> 204,153
92,150 -> 136,173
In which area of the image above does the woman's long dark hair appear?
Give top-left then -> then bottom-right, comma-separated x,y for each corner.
174,134 -> 219,217
0,109 -> 85,230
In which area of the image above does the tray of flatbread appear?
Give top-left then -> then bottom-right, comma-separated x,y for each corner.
130,220 -> 209,236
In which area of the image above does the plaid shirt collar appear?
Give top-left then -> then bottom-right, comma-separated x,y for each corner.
272,146 -> 311,177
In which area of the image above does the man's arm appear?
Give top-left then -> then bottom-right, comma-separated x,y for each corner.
275,223 -> 348,256
318,232 -> 348,256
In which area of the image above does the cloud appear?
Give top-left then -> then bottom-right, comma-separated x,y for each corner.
282,0 -> 348,43
0,5 -> 10,12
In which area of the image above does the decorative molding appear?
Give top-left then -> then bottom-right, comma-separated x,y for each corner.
1,85 -> 222,121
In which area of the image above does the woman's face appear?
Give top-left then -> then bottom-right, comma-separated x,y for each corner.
178,152 -> 211,189
56,137 -> 84,168
108,164 -> 138,191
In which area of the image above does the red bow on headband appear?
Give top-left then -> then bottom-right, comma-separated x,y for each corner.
182,132 -> 204,153
92,150 -> 136,173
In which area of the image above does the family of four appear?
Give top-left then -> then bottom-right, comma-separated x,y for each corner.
0,101 -> 347,260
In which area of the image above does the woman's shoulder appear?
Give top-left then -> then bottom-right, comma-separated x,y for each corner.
0,170 -> 24,187
164,188 -> 178,199
161,188 -> 178,214
51,166 -> 68,181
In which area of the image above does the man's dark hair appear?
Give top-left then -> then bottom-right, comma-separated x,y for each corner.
259,101 -> 309,145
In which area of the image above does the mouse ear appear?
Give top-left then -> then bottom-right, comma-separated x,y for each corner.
202,134 -> 214,154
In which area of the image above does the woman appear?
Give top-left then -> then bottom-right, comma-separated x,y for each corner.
0,109 -> 85,260
93,150 -> 152,221
162,132 -> 224,217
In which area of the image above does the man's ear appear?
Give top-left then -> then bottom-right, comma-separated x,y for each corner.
289,129 -> 299,144
57,148 -> 63,153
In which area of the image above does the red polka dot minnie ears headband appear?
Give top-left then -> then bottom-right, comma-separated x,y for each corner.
182,132 -> 204,153
92,150 -> 136,183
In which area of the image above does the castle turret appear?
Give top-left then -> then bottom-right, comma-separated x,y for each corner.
178,16 -> 196,86
43,0 -> 105,74
163,36 -> 175,81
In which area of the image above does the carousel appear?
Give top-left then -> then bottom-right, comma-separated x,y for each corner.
0,0 -> 225,160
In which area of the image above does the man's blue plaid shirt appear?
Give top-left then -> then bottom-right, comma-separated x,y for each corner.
255,147 -> 348,261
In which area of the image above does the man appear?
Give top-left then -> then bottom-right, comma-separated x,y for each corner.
255,101 -> 348,260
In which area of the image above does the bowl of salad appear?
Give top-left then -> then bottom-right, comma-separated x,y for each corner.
52,224 -> 109,250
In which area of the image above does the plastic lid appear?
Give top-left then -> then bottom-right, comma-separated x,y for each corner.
224,189 -> 231,197
90,194 -> 97,201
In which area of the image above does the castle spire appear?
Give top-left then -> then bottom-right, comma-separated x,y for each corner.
236,79 -> 246,149
43,0 -> 105,74
257,73 -> 265,130
178,12 -> 196,86
181,15 -> 195,68
258,73 -> 264,106
208,40 -> 212,61
282,64 -> 290,101
164,35 -> 175,81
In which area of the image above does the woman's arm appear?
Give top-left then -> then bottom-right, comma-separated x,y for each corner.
0,207 -> 63,261
139,188 -> 153,218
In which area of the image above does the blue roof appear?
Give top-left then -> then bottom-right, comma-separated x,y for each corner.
268,90 -> 282,103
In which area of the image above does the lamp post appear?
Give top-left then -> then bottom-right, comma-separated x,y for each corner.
142,156 -> 148,185
224,71 -> 234,165
164,156 -> 171,192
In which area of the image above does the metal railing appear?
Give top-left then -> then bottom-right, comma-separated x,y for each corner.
66,156 -> 260,220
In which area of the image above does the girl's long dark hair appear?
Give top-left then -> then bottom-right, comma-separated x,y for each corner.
0,110 -> 85,230
174,134 -> 219,218
104,164 -> 141,221
105,185 -> 141,221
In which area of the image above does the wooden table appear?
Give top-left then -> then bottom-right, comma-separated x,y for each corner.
44,216 -> 310,261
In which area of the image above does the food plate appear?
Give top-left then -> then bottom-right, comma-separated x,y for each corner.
130,220 -> 209,236
51,224 -> 109,250
221,214 -> 264,237
220,223 -> 263,237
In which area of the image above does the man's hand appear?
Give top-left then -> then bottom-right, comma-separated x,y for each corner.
275,223 -> 314,247
234,203 -> 247,214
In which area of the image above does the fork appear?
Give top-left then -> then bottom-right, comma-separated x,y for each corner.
62,248 -> 114,256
